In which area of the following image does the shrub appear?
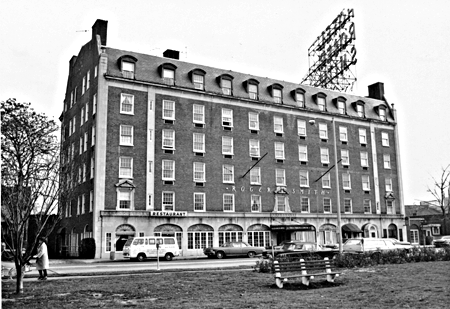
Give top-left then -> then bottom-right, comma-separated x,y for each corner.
79,238 -> 96,259
253,258 -> 273,273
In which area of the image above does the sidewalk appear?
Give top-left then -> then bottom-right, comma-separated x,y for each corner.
49,254 -> 207,265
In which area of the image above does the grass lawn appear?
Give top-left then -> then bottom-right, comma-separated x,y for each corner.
2,261 -> 450,308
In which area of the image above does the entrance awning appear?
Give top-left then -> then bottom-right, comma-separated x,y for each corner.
342,223 -> 363,233
270,224 -> 315,232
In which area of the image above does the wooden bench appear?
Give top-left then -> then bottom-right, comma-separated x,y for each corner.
273,257 -> 340,288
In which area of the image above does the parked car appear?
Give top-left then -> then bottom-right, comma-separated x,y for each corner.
203,242 -> 265,259
433,235 -> 450,248
343,238 -> 411,257
262,241 -> 339,259
387,238 -> 413,251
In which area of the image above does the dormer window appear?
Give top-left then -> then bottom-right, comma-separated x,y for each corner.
378,106 -> 386,121
159,63 -> 177,86
333,96 -> 347,115
190,69 -> 206,90
244,79 -> 259,100
352,100 -> 365,118
118,55 -> 138,79
313,92 -> 327,111
217,74 -> 234,95
292,88 -> 306,107
269,83 -> 284,104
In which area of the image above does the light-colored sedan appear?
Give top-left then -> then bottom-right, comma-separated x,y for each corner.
433,236 -> 450,247
203,242 -> 265,259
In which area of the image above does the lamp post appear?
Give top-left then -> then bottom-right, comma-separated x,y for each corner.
332,118 -> 343,254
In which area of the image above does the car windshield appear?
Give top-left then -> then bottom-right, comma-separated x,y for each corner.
283,243 -> 303,250
124,238 -> 134,247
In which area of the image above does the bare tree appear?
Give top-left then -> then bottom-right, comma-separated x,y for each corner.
427,165 -> 450,235
1,99 -> 62,294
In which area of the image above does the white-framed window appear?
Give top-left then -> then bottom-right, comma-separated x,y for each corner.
94,65 -> 98,78
193,73 -> 204,90
193,104 -> 205,124
299,170 -> 309,187
74,86 -> 78,104
344,198 -> 352,213
249,139 -> 260,157
91,125 -> 96,146
383,154 -> 391,169
273,88 -> 282,103
250,167 -> 261,185
85,103 -> 89,123
86,71 -> 90,90
251,195 -> 261,212
120,125 -> 134,146
106,233 -> 112,252
69,119 -> 73,135
162,100 -> 176,121
222,164 -> 234,183
364,199 -> 371,213
273,116 -> 284,134
319,123 -> 328,139
119,157 -> 133,178
90,157 -> 95,179
322,173 -> 331,188
248,83 -> 258,100
162,191 -> 175,211
386,200 -> 394,214
70,91 -> 74,108
82,76 -> 86,95
276,169 -> 286,186
341,149 -> 350,166
382,132 -> 389,147
122,61 -> 135,79
360,151 -> 369,167
359,128 -> 367,144
339,126 -> 348,142
362,175 -> 370,191
301,197 -> 310,213
297,119 -> 306,137
342,173 -> 351,189
318,97 -> 326,111
193,162 -> 205,182
193,133 -> 205,153
120,94 -> 134,115
337,100 -> 346,114
276,195 -> 287,212
274,142 -> 285,160
223,194 -> 235,212
410,229 -> 419,244
188,231 -> 213,250
72,117 -> 76,134
79,136 -> 83,154
323,198 -> 332,213
93,93 -> 97,115
356,104 -> 365,117
81,108 -> 85,125
221,78 -> 232,95
82,163 -> 86,182
320,148 -> 330,164
162,160 -> 175,180
89,190 -> 93,212
298,145 -> 308,162
296,92 -> 305,107
379,108 -> 386,121
222,136 -> 233,155
118,189 -> 132,210
162,68 -> 175,85
77,196 -> 81,215
222,108 -> 233,127
162,129 -> 175,149
385,177 -> 393,191
194,192 -> 205,211
248,112 -> 259,131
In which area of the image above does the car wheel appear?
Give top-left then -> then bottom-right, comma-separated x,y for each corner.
247,251 -> 256,258
164,253 -> 173,261
216,251 -> 225,259
136,253 -> 146,262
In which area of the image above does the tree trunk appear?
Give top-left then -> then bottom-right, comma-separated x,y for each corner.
15,265 -> 24,294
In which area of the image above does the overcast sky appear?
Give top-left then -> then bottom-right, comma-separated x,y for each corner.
2,0 -> 449,205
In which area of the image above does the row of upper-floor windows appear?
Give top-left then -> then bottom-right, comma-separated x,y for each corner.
66,65 -> 98,112
118,58 -> 388,120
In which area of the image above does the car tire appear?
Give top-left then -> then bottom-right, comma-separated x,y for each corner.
136,253 -> 146,262
164,253 -> 173,261
216,251 -> 225,259
247,251 -> 256,258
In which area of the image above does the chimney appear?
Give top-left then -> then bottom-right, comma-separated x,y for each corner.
163,49 -> 180,60
368,82 -> 385,100
92,19 -> 108,46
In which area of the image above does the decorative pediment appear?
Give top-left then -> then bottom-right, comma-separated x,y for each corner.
274,187 -> 289,195
385,191 -> 395,200
115,179 -> 135,189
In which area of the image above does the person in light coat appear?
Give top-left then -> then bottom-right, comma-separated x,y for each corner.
34,237 -> 49,280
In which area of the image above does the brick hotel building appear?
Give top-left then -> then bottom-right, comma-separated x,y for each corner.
58,20 -> 405,258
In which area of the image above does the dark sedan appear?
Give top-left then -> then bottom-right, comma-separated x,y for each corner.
203,242 -> 265,259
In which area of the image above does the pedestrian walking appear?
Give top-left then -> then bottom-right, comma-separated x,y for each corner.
34,237 -> 49,280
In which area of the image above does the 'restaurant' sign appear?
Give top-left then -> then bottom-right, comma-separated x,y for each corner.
150,211 -> 187,217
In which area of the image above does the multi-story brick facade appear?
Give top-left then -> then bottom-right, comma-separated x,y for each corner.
58,20 -> 405,259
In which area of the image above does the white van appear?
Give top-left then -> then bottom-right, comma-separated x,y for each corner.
122,236 -> 181,262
